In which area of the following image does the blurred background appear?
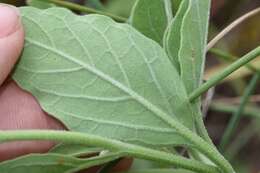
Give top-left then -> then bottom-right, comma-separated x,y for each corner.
0,0 -> 260,172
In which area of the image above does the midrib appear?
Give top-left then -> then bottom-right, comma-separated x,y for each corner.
25,38 -> 185,134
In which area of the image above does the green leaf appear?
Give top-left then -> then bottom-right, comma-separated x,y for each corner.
164,0 -> 189,72
121,169 -> 194,173
164,0 -> 211,143
105,0 -> 136,18
165,0 -> 210,94
130,158 -> 173,170
178,0 -> 210,94
0,153 -> 122,173
130,0 -> 172,45
85,0 -> 105,10
50,143 -> 102,157
14,7 -> 195,147
26,0 -> 55,9
164,0 -> 211,145
171,0 -> 182,15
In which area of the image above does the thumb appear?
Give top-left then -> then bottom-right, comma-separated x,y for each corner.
0,4 -> 24,86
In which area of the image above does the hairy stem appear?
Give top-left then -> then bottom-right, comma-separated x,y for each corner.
0,130 -> 219,173
219,72 -> 260,151
189,46 -> 260,102
209,48 -> 258,72
40,0 -> 127,22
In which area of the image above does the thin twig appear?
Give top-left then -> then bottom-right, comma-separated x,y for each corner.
209,48 -> 259,72
207,7 -> 260,50
202,87 -> 216,117
189,47 -> 260,102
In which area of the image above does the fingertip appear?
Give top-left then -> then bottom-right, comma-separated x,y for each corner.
0,4 -> 24,85
0,4 -> 21,38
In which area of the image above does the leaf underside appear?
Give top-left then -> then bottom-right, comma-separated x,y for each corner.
26,0 -> 55,9
123,169 -> 194,173
164,0 -> 211,142
0,153 -> 121,173
165,0 -> 210,94
171,0 -> 182,15
130,0 -> 169,45
14,7 -> 196,147
178,0 -> 210,94
164,0 -> 189,73
50,143 -> 102,157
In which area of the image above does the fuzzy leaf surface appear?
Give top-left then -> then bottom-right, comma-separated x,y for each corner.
0,153 -> 121,173
164,0 -> 189,72
50,143 -> 102,157
178,0 -> 210,94
165,0 -> 210,94
171,0 -> 182,15
26,0 -> 55,9
130,0 -> 171,45
122,169 -> 194,173
14,7 -> 195,147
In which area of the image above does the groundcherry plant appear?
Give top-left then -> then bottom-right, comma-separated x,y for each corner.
0,0 -> 259,173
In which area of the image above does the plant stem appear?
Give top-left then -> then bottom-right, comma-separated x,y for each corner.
207,7 -> 260,50
219,72 -> 260,151
194,104 -> 214,144
209,48 -> 237,62
189,46 -> 260,102
0,130 -> 219,173
40,0 -> 127,22
209,48 -> 258,72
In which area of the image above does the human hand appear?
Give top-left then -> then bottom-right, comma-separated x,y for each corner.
0,4 -> 65,161
0,4 -> 131,172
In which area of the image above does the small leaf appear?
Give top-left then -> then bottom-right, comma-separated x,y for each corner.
165,0 -> 210,94
50,143 -> 102,157
0,153 -> 122,173
164,0 -> 189,72
130,0 -> 172,45
85,0 -> 105,10
164,0 -> 211,141
105,0 -> 136,18
178,0 -> 211,94
121,168 -> 194,173
26,0 -> 55,9
14,7 -> 196,148
171,0 -> 182,15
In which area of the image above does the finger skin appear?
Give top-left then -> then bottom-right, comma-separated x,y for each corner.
0,5 -> 24,85
0,5 -> 132,172
0,81 -> 132,171
0,81 -> 65,161
0,4 -> 65,161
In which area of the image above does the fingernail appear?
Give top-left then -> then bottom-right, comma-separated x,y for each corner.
0,4 -> 20,38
